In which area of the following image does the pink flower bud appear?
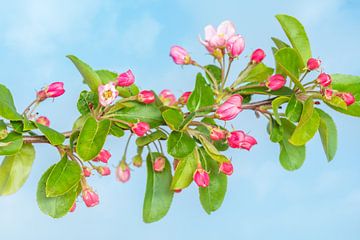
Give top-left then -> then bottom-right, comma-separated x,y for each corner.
193,167 -> 210,188
46,82 -> 65,98
98,82 -> 118,106
131,122 -> 150,137
82,188 -> 99,208
138,90 -> 155,104
82,166 -> 92,177
323,89 -> 333,100
317,73 -> 332,87
36,116 -> 50,127
250,49 -> 266,63
153,156 -> 166,172
339,92 -> 355,106
170,46 -> 192,65
307,58 -> 321,71
97,166 -> 111,176
116,161 -> 131,183
215,94 -> 243,121
227,130 -> 257,150
178,91 -> 192,105
159,89 -> 177,106
69,202 -> 76,212
219,161 -> 233,176
226,34 -> 245,58
267,74 -> 286,91
93,149 -> 111,163
117,69 -> 135,87
210,127 -> 227,141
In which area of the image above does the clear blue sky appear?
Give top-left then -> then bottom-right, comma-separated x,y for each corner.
0,0 -> 360,239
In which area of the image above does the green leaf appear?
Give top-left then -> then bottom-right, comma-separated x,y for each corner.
198,148 -> 227,214
0,83 -> 22,120
279,119 -> 306,171
274,48 -> 305,92
198,135 -> 228,163
324,96 -> 347,110
143,152 -> 173,223
285,94 -> 303,122
76,117 -> 111,161
35,123 -> 65,146
0,144 -> 35,195
289,98 -> 320,146
238,86 -> 293,96
167,131 -> 195,158
46,155 -> 81,197
276,14 -> 312,66
187,73 -> 214,112
37,165 -> 78,218
0,120 -> 8,140
271,37 -> 290,49
179,112 -> 196,130
162,108 -> 184,131
204,65 -> 222,86
272,96 -> 290,124
267,118 -> 284,143
241,63 -> 274,83
328,74 -> 360,117
96,69 -> 117,84
109,122 -> 125,137
67,55 -> 102,92
136,130 -> 167,147
113,101 -> 164,128
316,108 -> 337,162
0,132 -> 23,156
171,148 -> 198,190
77,90 -> 99,115
117,85 -> 140,98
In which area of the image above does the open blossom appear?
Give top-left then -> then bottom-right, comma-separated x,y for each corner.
339,92 -> 355,106
116,161 -> 131,183
200,20 -> 236,52
93,149 -> 111,163
178,91 -> 191,105
117,69 -> 135,87
210,127 -> 227,141
317,73 -> 332,87
82,188 -> 99,207
37,82 -> 65,101
226,34 -> 245,58
250,49 -> 266,63
227,130 -> 257,150
36,116 -> 50,127
159,89 -> 177,106
98,82 -> 118,106
153,156 -> 166,172
170,46 -> 192,65
215,94 -> 243,121
97,166 -> 111,176
193,167 -> 210,188
82,167 -> 92,177
219,162 -> 233,176
307,58 -> 321,71
138,90 -> 155,104
131,122 -> 150,137
267,74 -> 286,91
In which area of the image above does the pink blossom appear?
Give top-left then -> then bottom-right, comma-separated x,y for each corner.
340,92 -> 355,106
178,91 -> 192,105
159,89 -> 177,106
98,82 -> 118,106
138,90 -> 155,104
117,69 -> 135,87
93,149 -> 111,163
267,74 -> 286,91
82,188 -> 99,207
215,94 -> 243,121
170,46 -> 192,65
116,161 -> 131,183
219,162 -> 233,176
200,20 -> 236,52
36,116 -> 50,127
37,82 -> 65,101
250,49 -> 266,63
82,167 -> 92,177
317,73 -> 332,87
210,128 -> 227,141
193,168 -> 210,188
307,58 -> 321,71
153,156 -> 166,172
98,166 -> 111,176
226,34 -> 245,58
227,130 -> 257,150
131,122 -> 150,137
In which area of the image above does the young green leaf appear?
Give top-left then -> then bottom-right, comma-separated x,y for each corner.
285,94 -> 303,122
187,73 -> 215,112
0,144 -> 35,195
162,108 -> 184,130
0,83 -> 22,120
0,132 -> 23,156
316,108 -> 337,161
171,148 -> 198,190
271,37 -> 290,49
35,123 -> 65,146
272,96 -> 290,125
96,69 -> 117,84
204,65 -> 222,86
198,135 -> 228,163
77,90 -> 99,115
241,63 -> 274,83
136,130 -> 167,147
167,131 -> 195,158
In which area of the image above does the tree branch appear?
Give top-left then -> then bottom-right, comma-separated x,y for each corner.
23,131 -> 72,144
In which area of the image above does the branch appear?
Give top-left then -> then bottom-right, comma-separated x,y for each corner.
23,131 -> 72,144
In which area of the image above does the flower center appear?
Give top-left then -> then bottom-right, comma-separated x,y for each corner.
103,90 -> 113,100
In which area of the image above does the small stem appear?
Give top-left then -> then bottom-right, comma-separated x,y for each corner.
193,62 -> 219,92
230,63 -> 254,88
221,58 -> 233,90
122,133 -> 133,160
22,99 -> 38,115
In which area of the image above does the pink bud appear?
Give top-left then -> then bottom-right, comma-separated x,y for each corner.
98,166 -> 111,176
116,161 -> 131,183
153,156 -> 166,172
210,127 -> 227,141
307,58 -> 321,71
193,168 -> 210,188
250,49 -> 266,63
82,188 -> 99,208
98,82 -> 119,106
200,20 -> 236,53
317,73 -> 332,87
215,94 -> 243,121
138,90 -> 155,104
82,167 -> 92,177
267,74 -> 286,91
219,162 -> 233,176
46,82 -> 65,98
159,89 -> 177,106
69,202 -> 76,212
36,116 -> 50,127
131,122 -> 150,137
323,88 -> 333,100
93,149 -> 111,163
178,91 -> 192,105
170,46 -> 192,65
227,130 -> 257,150
340,92 -> 355,106
117,69 -> 135,87
226,34 -> 245,58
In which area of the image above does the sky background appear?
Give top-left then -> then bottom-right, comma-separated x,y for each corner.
0,0 -> 360,239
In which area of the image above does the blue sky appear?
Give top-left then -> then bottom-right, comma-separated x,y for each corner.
0,0 -> 360,239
